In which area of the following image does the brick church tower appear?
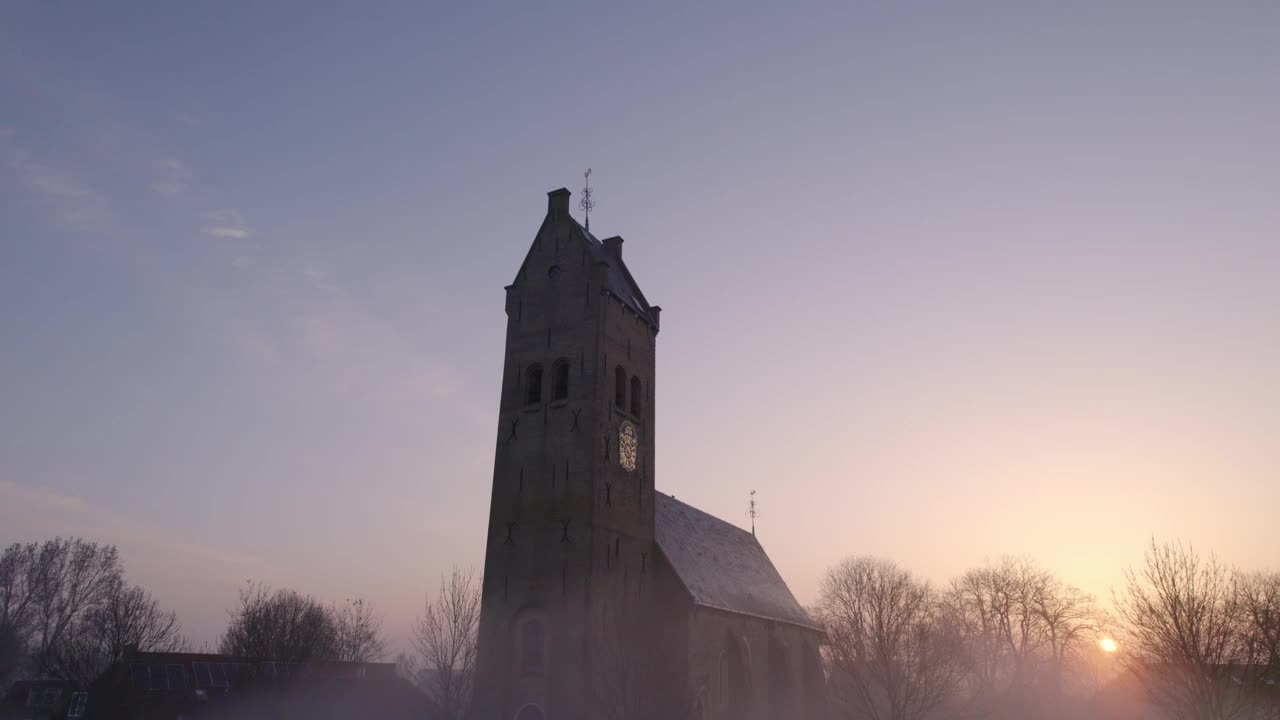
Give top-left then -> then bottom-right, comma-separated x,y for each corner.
471,188 -> 662,720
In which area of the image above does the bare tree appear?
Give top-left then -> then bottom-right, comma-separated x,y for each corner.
817,557 -> 965,720
333,597 -> 386,662
50,578 -> 186,684
0,543 -> 39,650
1114,539 -> 1264,720
1030,573 -> 1106,698
947,566 -> 1005,705
948,560 -> 1049,709
220,582 -> 339,662
0,621 -> 24,691
412,568 -> 481,720
1237,571 -> 1280,717
945,557 -> 1107,715
0,538 -> 124,679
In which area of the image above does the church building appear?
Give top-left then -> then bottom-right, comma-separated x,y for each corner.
471,188 -> 827,720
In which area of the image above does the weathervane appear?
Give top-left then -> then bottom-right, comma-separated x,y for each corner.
749,490 -> 758,536
579,168 -> 595,231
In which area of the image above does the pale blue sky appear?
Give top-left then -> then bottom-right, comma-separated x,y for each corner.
2,2 -> 1278,650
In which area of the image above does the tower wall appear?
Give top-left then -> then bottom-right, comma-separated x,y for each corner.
472,190 -> 659,719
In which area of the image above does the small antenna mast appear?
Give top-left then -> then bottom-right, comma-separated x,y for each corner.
579,168 -> 595,232
748,490 -> 758,537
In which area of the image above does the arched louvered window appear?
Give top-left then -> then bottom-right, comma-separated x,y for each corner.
552,358 -> 569,401
630,376 -> 642,416
525,364 -> 543,405
614,366 -> 626,409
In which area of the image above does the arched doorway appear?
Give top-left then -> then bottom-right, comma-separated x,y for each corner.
515,703 -> 545,720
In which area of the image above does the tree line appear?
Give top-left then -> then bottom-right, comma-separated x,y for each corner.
816,539 -> 1279,720
6,535 -> 1275,720
0,538 -> 184,686
0,538 -> 482,720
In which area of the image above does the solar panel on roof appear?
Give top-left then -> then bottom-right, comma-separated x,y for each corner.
166,664 -> 184,690
209,662 -> 228,688
66,691 -> 87,718
193,662 -> 212,688
131,664 -> 149,690
148,664 -> 168,691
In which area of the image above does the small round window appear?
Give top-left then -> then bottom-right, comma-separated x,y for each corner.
547,265 -> 562,280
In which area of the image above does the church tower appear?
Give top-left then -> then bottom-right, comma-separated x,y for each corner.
471,188 -> 661,720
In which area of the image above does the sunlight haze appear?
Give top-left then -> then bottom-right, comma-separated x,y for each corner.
2,1 -> 1278,653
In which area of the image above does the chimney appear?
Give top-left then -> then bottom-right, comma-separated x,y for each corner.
603,235 -> 623,259
547,188 -> 570,217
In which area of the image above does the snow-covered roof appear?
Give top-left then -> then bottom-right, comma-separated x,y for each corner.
655,493 -> 821,631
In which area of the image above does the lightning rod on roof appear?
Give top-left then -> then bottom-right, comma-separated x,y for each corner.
579,168 -> 595,232
749,490 -> 758,537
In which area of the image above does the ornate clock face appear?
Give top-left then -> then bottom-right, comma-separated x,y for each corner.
618,420 -> 638,472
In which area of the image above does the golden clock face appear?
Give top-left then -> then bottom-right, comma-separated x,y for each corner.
619,420 -> 637,472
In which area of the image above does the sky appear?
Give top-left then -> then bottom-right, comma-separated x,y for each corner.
2,1 -> 1278,652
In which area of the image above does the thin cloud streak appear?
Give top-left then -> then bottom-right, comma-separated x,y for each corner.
204,226 -> 252,239
203,209 -> 253,238
2,147 -> 115,232
151,158 -> 191,195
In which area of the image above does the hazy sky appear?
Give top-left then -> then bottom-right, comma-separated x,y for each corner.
2,2 -> 1278,651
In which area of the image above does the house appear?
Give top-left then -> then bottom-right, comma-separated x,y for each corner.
0,678 -> 80,720
79,650 -> 428,719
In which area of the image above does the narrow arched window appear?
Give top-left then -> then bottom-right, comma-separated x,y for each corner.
614,366 -> 626,409
552,358 -> 569,401
520,619 -> 545,676
630,376 -> 642,416
525,364 -> 543,405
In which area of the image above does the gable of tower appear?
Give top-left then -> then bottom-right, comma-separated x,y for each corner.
512,196 -> 659,329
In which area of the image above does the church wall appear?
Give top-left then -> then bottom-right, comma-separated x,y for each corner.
687,607 -> 826,720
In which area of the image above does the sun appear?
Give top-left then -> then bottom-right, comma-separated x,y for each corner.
1099,638 -> 1118,653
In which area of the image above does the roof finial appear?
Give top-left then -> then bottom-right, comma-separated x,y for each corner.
748,490 -> 758,537
579,168 -> 595,232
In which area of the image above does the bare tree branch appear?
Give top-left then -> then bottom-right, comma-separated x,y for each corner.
412,567 -> 481,720
333,597 -> 386,662
818,557 -> 965,720
219,582 -> 339,662
1114,539 -> 1270,720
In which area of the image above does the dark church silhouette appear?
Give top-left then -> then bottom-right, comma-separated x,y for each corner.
471,189 -> 827,719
